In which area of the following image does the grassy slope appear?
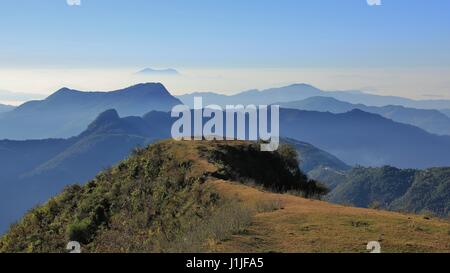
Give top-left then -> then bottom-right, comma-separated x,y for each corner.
211,180 -> 450,253
2,140 -> 449,253
122,140 -> 450,253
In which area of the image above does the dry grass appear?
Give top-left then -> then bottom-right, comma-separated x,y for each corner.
131,140 -> 450,253
209,180 -> 450,253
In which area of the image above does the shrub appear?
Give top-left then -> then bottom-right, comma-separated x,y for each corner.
208,143 -> 329,197
67,218 -> 94,244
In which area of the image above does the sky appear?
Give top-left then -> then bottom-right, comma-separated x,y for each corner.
0,0 -> 450,104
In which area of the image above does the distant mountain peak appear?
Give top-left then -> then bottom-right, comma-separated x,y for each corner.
45,87 -> 83,101
95,109 -> 120,122
53,87 -> 77,95
287,83 -> 318,89
136,68 -> 180,76
47,83 -> 174,100
345,108 -> 385,120
126,82 -> 165,90
84,109 -> 121,135
347,108 -> 370,115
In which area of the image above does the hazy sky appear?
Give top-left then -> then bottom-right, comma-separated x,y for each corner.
1,0 -> 450,103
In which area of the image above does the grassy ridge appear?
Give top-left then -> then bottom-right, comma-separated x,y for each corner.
1,140 -> 448,253
0,140 -> 322,253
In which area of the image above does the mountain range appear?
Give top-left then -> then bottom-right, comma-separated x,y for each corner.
2,82 -> 450,233
2,83 -> 450,169
0,83 -> 181,140
279,96 -> 450,135
178,83 -> 450,110
0,108 -> 346,233
279,108 -> 450,168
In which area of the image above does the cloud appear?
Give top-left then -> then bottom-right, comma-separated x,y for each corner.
0,90 -> 46,101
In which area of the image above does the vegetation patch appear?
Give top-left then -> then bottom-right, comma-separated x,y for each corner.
207,143 -> 329,198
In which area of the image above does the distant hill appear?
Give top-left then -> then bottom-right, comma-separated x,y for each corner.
326,166 -> 450,217
178,83 -> 450,109
284,138 -> 351,190
0,104 -> 14,113
0,83 -> 182,140
282,138 -> 350,173
279,96 -> 450,135
1,140 -> 449,253
136,68 -> 180,76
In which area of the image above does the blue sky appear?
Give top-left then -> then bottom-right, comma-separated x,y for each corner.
1,0 -> 449,68
0,0 -> 449,101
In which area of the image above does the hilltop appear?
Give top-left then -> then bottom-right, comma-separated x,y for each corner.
1,140 -> 449,253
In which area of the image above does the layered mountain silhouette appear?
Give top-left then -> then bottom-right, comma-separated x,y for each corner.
0,83 -> 182,140
178,83 -> 450,110
3,82 -> 450,233
278,108 -> 450,168
0,109 -> 343,233
279,96 -> 450,135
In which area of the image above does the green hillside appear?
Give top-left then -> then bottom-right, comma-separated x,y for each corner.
327,166 -> 450,217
